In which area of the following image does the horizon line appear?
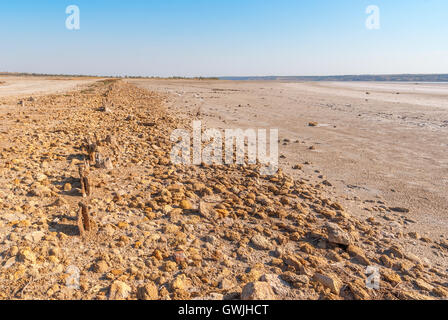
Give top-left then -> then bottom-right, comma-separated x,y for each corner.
1,71 -> 448,81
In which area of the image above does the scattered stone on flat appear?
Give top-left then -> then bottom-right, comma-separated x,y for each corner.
260,274 -> 292,296
24,231 -> 45,243
109,281 -> 131,300
325,222 -> 351,246
251,234 -> 273,251
312,272 -> 342,295
241,282 -> 276,300
389,207 -> 410,213
137,282 -> 159,300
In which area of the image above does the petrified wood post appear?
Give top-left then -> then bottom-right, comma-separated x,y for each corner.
78,161 -> 91,197
77,202 -> 91,237
105,134 -> 121,157
84,138 -> 98,164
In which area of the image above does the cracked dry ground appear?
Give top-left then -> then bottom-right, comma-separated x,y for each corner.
0,80 -> 447,300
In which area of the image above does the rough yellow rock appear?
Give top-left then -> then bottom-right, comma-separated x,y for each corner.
180,200 -> 193,210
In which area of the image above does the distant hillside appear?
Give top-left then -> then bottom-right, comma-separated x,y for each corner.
220,74 -> 448,82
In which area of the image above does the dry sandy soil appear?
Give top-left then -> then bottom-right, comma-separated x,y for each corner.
130,79 -> 448,268
0,77 -> 447,300
0,76 -> 98,98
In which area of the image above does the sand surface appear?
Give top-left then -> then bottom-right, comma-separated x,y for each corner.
130,79 -> 448,267
0,76 -> 98,98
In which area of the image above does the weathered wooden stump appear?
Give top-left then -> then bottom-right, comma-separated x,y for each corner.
78,161 -> 91,197
84,137 -> 98,164
105,134 -> 121,156
77,202 -> 92,237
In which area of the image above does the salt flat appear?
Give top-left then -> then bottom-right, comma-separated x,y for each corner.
0,76 -> 98,98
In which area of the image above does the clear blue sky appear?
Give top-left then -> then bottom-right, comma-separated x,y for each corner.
1,0 -> 447,77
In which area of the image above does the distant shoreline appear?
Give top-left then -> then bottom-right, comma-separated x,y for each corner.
219,74 -> 448,82
1,72 -> 448,82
